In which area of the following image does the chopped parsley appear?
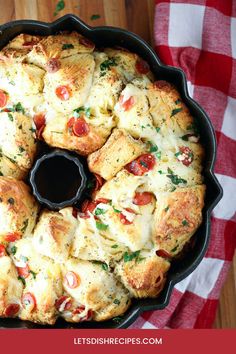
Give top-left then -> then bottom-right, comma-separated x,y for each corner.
62,43 -> 74,50
111,244 -> 118,249
156,127 -> 160,133
8,113 -> 13,121
96,221 -> 108,231
20,255 -> 29,263
73,106 -> 91,118
18,146 -> 25,153
95,207 -> 106,216
164,206 -> 169,212
171,246 -> 178,253
113,299 -> 120,305
7,197 -> 15,205
53,0 -> 65,16
175,99 -> 181,105
182,219 -> 189,226
155,151 -> 162,160
29,270 -> 37,279
149,142 -> 158,153
91,260 -> 108,271
100,58 -> 117,75
18,276 -> 26,286
181,134 -> 189,141
113,206 -> 121,213
11,245 -> 17,255
123,250 -> 141,263
140,160 -> 148,168
170,107 -> 183,117
21,219 -> 28,233
167,168 -> 187,185
90,14 -> 101,20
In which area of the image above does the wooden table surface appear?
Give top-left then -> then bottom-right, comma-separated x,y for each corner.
0,0 -> 235,329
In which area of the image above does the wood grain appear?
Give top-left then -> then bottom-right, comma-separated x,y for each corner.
0,0 -> 235,328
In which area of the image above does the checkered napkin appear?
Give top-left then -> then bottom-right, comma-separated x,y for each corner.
130,0 -> 236,329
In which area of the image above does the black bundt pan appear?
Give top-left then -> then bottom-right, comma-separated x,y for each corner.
0,15 -> 223,329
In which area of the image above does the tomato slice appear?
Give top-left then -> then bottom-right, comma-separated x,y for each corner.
55,296 -> 72,311
22,292 -> 36,312
95,198 -> 110,204
79,38 -> 95,48
176,146 -> 193,167
4,303 -> 20,317
46,58 -> 61,73
5,232 -> 21,242
0,89 -> 8,108
0,244 -> 6,257
135,59 -> 150,74
16,264 -> 30,279
73,306 -> 93,321
119,208 -> 136,225
156,249 -> 172,259
119,95 -> 134,111
133,192 -> 153,206
65,271 -> 80,289
55,85 -> 71,100
73,305 -> 85,315
73,118 -> 89,137
72,207 -> 78,219
125,154 -> 155,176
94,173 -> 104,191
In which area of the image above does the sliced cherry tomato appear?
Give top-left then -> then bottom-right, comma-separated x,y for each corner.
4,303 -> 20,317
125,154 -> 155,176
176,146 -> 193,167
22,292 -> 36,312
0,244 -> 6,257
135,59 -> 150,74
0,89 -> 8,108
65,271 -> 80,289
119,208 -> 136,225
73,305 -> 85,315
5,232 -> 21,242
95,198 -> 110,204
156,249 -> 172,259
79,38 -> 95,48
46,58 -> 61,73
73,118 -> 89,137
16,264 -> 30,279
94,173 -> 104,191
81,200 -> 97,214
55,296 -> 72,312
119,95 -> 134,111
55,85 -> 71,101
133,192 -> 153,206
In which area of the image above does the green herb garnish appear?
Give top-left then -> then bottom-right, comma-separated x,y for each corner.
18,146 -> 25,153
91,260 -> 108,271
74,106 -> 91,118
8,113 -> 13,121
95,207 -> 106,216
182,219 -> 189,226
167,168 -> 187,185
156,127 -> 160,133
113,299 -> 120,305
164,206 -> 169,212
100,58 -> 117,73
11,246 -> 17,255
123,250 -> 140,262
113,206 -> 121,213
29,270 -> 37,279
170,107 -> 183,117
175,99 -> 181,105
149,142 -> 158,153
111,244 -> 118,249
62,43 -> 74,50
21,219 -> 28,233
96,221 -> 108,231
18,276 -> 26,286
90,14 -> 101,20
54,0 -> 65,16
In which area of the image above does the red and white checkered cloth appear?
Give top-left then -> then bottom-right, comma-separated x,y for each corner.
130,0 -> 236,329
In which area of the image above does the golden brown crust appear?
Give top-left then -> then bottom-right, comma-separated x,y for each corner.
153,185 -> 206,256
0,177 -> 39,243
42,114 -> 108,155
88,128 -> 146,180
115,254 -> 170,298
